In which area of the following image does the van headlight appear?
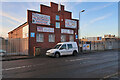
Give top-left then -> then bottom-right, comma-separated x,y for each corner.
50,51 -> 55,54
50,52 -> 54,54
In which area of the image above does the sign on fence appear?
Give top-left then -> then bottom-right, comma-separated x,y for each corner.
83,44 -> 90,50
87,37 -> 102,41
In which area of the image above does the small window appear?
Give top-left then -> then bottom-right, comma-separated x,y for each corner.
49,34 -> 55,42
56,15 -> 60,20
60,44 -> 66,49
36,33 -> 44,42
61,35 -> 66,42
69,35 -> 74,42
67,44 -> 73,49
56,22 -> 60,28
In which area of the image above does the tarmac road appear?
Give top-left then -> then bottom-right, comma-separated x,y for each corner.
2,50 -> 119,78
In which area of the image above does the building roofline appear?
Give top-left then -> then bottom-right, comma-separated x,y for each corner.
40,4 -> 51,8
71,19 -> 79,21
27,9 -> 42,14
8,22 -> 27,34
40,2 -> 70,13
40,2 -> 64,10
64,10 -> 72,13
50,2 -> 64,7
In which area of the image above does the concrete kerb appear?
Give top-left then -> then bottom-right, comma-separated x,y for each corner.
2,56 -> 35,61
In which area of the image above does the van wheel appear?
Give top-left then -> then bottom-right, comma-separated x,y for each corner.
73,51 -> 77,56
55,53 -> 60,58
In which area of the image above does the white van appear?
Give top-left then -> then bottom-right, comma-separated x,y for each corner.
46,42 -> 78,58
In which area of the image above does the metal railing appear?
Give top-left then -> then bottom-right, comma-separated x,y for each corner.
2,38 -> 28,56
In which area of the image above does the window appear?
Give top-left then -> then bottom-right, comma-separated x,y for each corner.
61,35 -> 66,42
67,44 -> 73,49
69,35 -> 74,42
54,44 -> 61,49
56,22 -> 60,28
86,42 -> 90,44
60,44 -> 66,49
56,15 -> 60,20
49,34 -> 55,42
36,33 -> 44,42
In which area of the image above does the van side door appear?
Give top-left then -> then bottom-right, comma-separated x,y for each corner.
67,44 -> 73,55
59,44 -> 67,55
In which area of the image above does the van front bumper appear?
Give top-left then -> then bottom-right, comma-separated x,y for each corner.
46,52 -> 55,56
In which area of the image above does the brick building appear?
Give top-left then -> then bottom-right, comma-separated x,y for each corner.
8,2 -> 79,56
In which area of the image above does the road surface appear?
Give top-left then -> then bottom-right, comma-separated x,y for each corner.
2,50 -> 119,78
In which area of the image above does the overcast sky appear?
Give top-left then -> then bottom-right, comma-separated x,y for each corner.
0,0 -> 119,38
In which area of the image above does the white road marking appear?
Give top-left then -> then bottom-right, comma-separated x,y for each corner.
103,72 -> 118,79
3,66 -> 27,71
2,63 -> 45,71
65,58 -> 90,62
3,58 -> 90,71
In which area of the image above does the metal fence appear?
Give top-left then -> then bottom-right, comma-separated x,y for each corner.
3,38 -> 28,56
80,40 -> 119,52
1,37 -> 119,56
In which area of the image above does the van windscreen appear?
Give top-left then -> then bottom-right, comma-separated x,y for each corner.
54,44 -> 62,49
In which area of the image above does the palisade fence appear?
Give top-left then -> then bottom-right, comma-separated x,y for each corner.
4,38 -> 28,56
81,39 -> 119,52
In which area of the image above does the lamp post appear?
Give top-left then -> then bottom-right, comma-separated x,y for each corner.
79,9 -> 85,53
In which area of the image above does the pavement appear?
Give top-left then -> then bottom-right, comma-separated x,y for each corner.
2,50 -> 119,79
1,56 -> 35,61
